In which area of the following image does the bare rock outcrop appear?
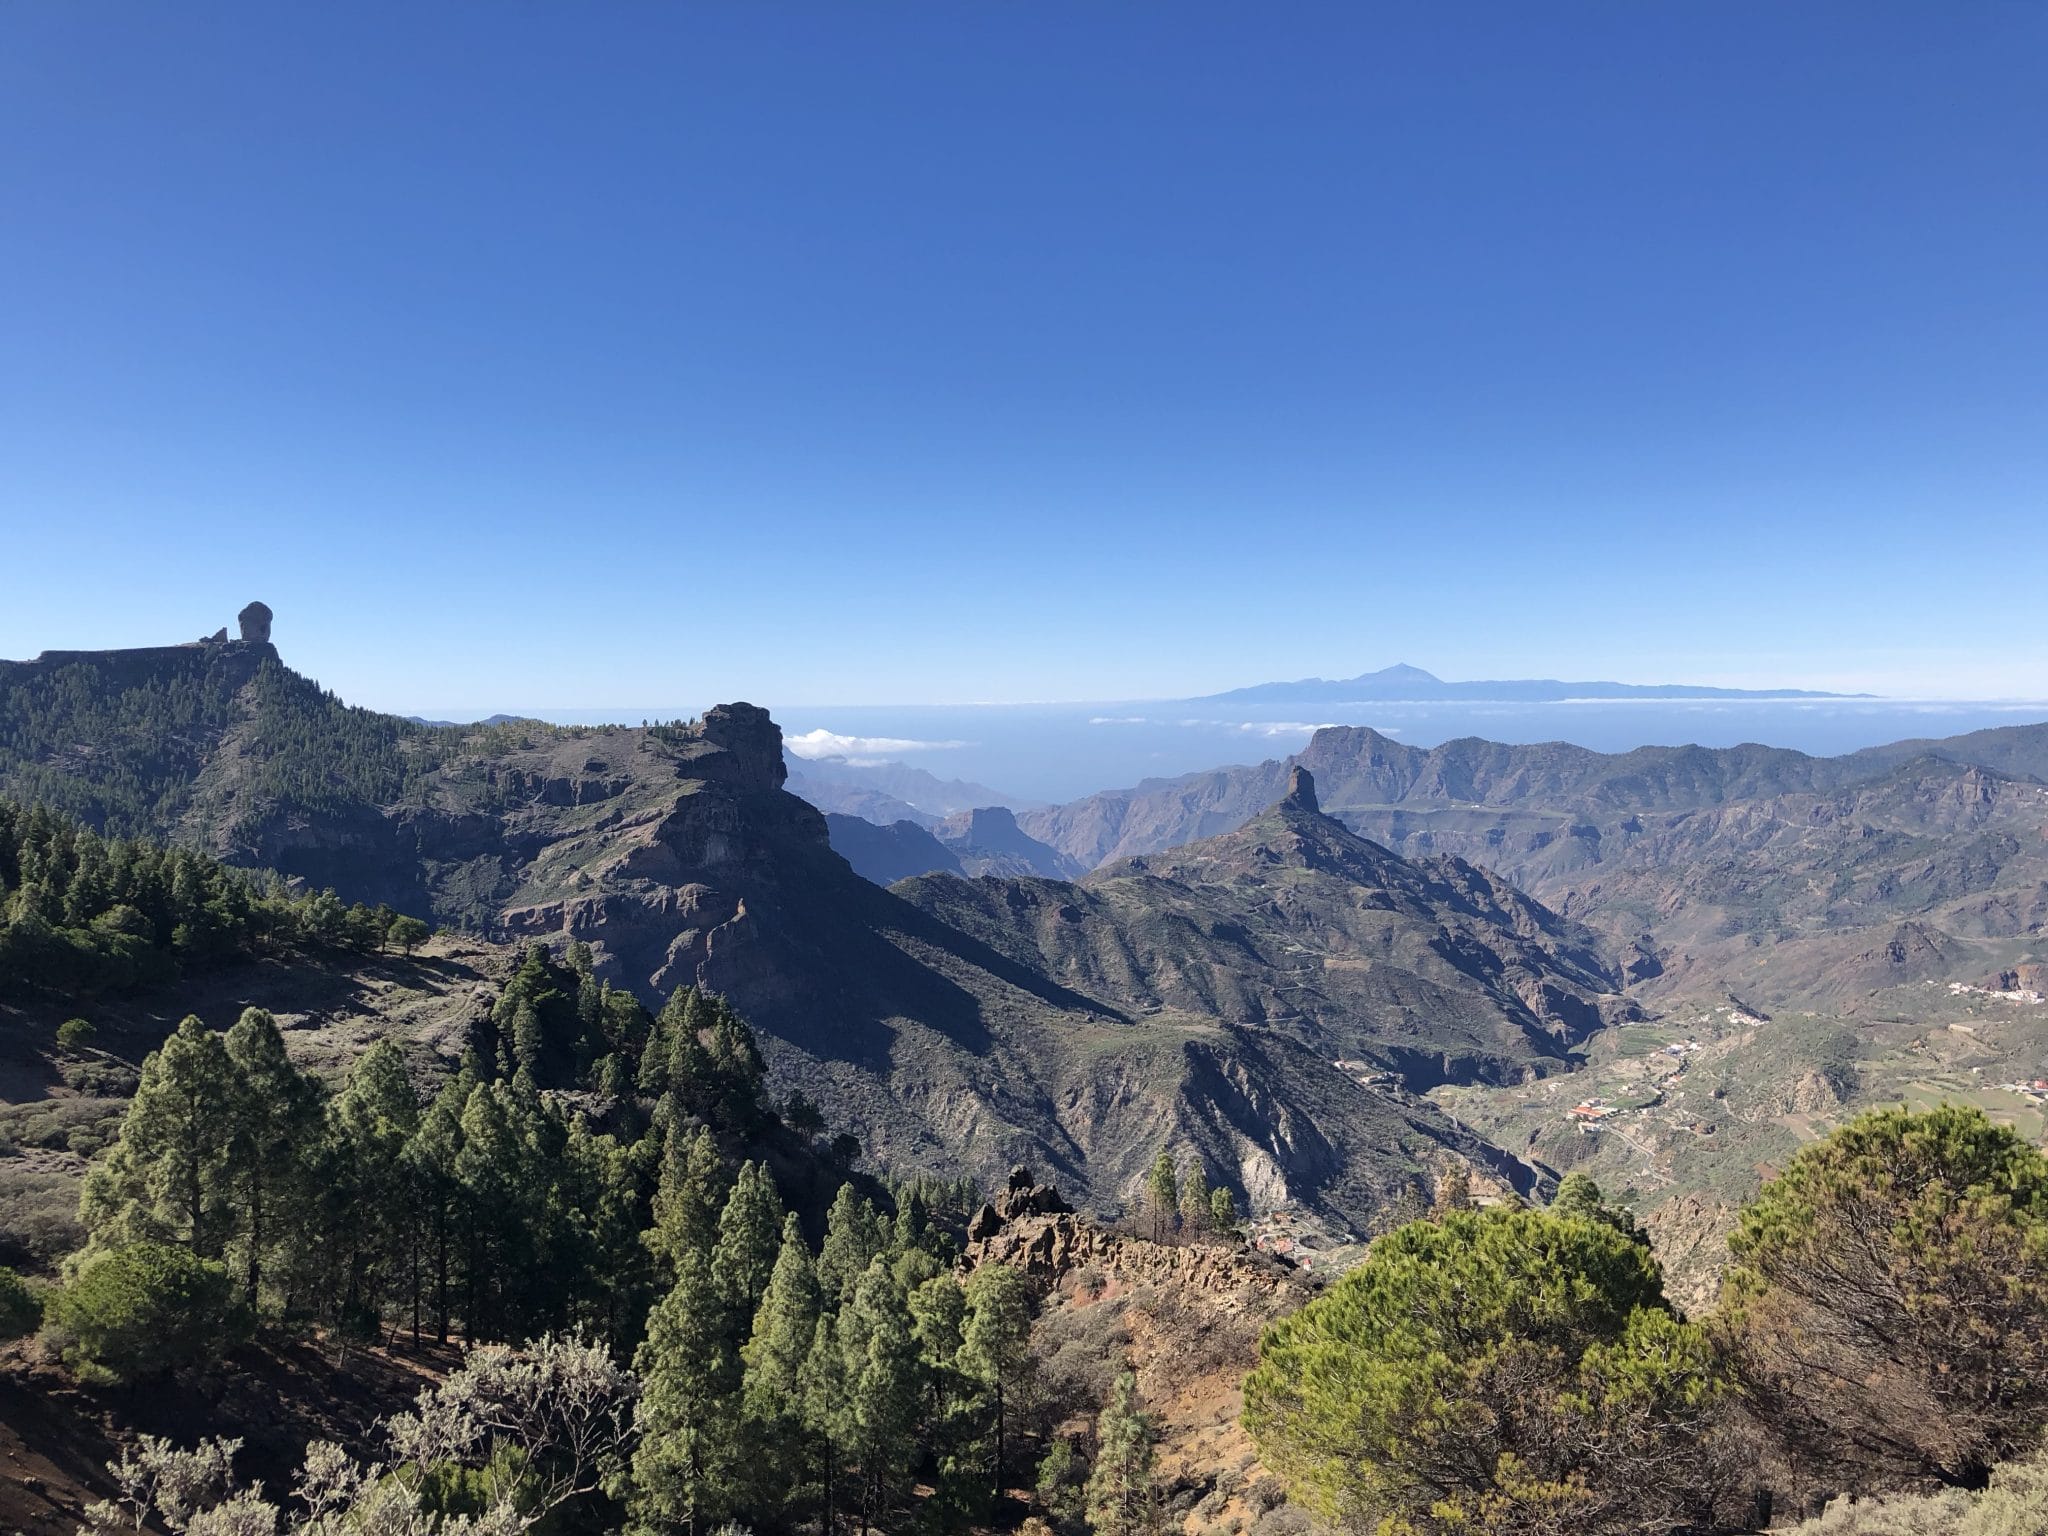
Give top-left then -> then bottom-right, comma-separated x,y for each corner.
1284,763 -> 1318,813
238,601 -> 273,645
964,1174 -> 1305,1325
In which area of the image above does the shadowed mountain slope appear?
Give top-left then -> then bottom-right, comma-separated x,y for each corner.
825,813 -> 965,885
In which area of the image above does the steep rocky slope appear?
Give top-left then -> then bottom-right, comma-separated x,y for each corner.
968,1191 -> 1314,1536
910,768 -> 1629,1090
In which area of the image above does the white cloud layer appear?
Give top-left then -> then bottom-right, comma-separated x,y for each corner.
1232,720 -> 1346,737
785,728 -> 969,761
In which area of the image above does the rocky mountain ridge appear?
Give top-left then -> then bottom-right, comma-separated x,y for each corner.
1007,723 -> 2048,1009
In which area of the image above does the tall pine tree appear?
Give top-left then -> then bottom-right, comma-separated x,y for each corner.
711,1159 -> 785,1323
960,1263 -> 1036,1502
634,1244 -> 747,1536
80,1015 -> 241,1258
223,1007 -> 320,1313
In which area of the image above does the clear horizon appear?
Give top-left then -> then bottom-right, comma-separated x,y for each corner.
4,4 -> 2045,707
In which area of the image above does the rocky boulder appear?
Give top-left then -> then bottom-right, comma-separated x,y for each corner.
238,601 -> 273,645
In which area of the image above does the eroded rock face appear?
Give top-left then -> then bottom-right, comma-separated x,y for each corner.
1285,764 -> 1318,812
965,1203 -> 1308,1320
238,601 -> 273,645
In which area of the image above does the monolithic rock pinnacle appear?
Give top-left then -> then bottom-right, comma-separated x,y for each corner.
1286,764 -> 1318,813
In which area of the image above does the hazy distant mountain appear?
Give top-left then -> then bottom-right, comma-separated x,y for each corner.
1198,661 -> 1861,704
784,754 -> 1037,823
827,805 -> 1082,884
933,806 -> 1085,879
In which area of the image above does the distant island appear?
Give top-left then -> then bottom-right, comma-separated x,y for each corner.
1196,661 -> 1867,705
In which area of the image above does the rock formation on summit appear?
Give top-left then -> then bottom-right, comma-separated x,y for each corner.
967,1165 -> 1075,1240
238,601 -> 273,645
1285,763 -> 1317,812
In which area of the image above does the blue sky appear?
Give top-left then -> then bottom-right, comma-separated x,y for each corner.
1,2 -> 2043,714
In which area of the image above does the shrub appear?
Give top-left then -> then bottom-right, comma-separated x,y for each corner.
0,1267 -> 42,1338
56,1017 -> 96,1049
46,1242 -> 245,1383
1720,1105 -> 2048,1489
0,1166 -> 86,1269
1787,1439 -> 2048,1535
1244,1206 -> 1739,1536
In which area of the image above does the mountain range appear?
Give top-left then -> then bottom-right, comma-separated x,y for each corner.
6,615 -> 2045,1238
995,726 -> 2048,1010
784,755 -> 1037,825
1,615 -> 1636,1224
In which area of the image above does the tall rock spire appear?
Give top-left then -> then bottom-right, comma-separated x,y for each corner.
1285,764 -> 1318,813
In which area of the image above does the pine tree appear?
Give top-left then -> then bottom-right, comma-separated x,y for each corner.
704,996 -> 767,1127
647,1124 -> 730,1273
1086,1370 -> 1159,1536
403,1075 -> 467,1342
1179,1164 -> 1212,1237
331,1040 -> 422,1338
743,1213 -> 825,1518
711,1160 -> 785,1321
802,1311 -> 851,1536
656,987 -> 715,1109
223,1007 -> 321,1313
818,1183 -> 885,1304
602,985 -> 647,1059
959,1263 -> 1036,1502
453,1080 -> 539,1340
841,1259 -> 920,1536
1208,1184 -> 1237,1234
80,1015 -> 240,1258
1145,1149 -> 1179,1241
562,1116 -> 653,1350
638,1001 -> 675,1096
575,969 -> 602,1052
511,998 -> 544,1080
910,1273 -> 966,1382
634,1244 -> 747,1536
